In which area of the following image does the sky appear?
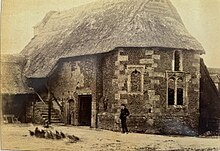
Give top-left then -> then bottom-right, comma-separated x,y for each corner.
1,0 -> 220,68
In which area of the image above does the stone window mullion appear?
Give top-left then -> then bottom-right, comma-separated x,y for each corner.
174,77 -> 177,105
167,72 -> 186,107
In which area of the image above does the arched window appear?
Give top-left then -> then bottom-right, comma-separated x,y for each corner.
131,70 -> 141,92
168,77 -> 175,105
167,75 -> 186,106
174,51 -> 182,71
177,78 -> 184,105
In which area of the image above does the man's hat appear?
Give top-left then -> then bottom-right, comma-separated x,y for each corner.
121,104 -> 126,107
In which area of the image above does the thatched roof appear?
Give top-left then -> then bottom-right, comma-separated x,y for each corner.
21,0 -> 205,78
0,54 -> 33,95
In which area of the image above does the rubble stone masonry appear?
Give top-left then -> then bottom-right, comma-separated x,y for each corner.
47,47 -> 200,135
98,48 -> 200,135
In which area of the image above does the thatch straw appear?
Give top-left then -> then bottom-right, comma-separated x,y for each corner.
21,0 -> 205,78
1,54 -> 33,94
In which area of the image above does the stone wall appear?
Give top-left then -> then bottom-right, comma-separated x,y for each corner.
46,47 -> 201,135
49,55 -> 101,127
97,47 -> 201,135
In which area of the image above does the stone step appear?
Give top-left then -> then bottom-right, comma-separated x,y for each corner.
35,104 -> 48,106
41,114 -> 60,118
38,109 -> 57,112
35,105 -> 48,108
36,107 -> 48,109
37,111 -> 49,114
35,107 -> 48,109
35,103 -> 48,106
36,109 -> 48,111
41,116 -> 62,121
41,113 -> 57,117
35,102 -> 47,104
34,102 -> 63,124
50,119 -> 62,123
35,108 -> 48,111
41,114 -> 61,118
41,112 -> 60,115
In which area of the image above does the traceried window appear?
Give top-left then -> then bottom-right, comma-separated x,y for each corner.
174,51 -> 182,71
131,70 -> 141,92
167,75 -> 185,106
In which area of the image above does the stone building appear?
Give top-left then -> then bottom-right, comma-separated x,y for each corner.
3,0 -> 220,135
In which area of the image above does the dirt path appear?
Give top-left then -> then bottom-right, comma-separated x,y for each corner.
1,124 -> 220,151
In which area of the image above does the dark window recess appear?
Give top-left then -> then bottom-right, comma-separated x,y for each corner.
177,88 -> 183,105
168,88 -> 175,105
131,70 -> 141,92
174,51 -> 181,71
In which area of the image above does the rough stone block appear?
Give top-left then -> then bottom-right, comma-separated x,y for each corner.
118,55 -> 128,62
112,79 -> 118,85
118,75 -> 126,82
114,70 -> 119,76
118,83 -> 124,89
119,64 -> 125,71
115,93 -> 120,100
145,67 -> 154,72
192,79 -> 199,85
154,108 -> 161,114
152,63 -> 158,68
194,89 -> 199,92
145,50 -> 154,55
152,55 -> 160,60
149,72 -> 165,78
149,95 -> 160,101
115,61 -> 120,66
192,62 -> 200,68
151,79 -> 160,85
148,90 -> 155,95
120,99 -> 128,104
118,90 -> 127,94
140,59 -> 154,64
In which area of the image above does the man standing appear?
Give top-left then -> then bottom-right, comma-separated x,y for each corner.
120,104 -> 130,133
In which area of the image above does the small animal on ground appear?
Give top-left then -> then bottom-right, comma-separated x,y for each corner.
29,130 -> 35,136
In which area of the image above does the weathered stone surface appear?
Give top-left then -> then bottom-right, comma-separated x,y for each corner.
98,48 -> 202,135
36,47 -> 205,135
140,59 -> 154,64
152,55 -> 160,60
145,50 -> 154,55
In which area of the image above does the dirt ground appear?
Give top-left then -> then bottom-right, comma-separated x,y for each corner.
1,124 -> 220,151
